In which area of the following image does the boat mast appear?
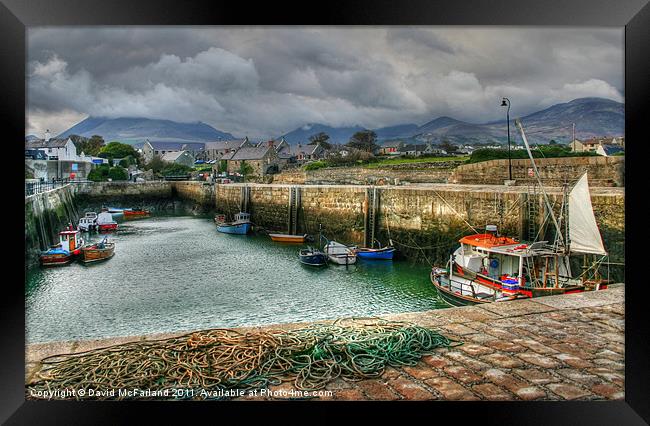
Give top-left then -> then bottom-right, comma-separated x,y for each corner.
514,119 -> 566,252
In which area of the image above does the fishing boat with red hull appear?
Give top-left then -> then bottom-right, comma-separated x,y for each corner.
123,208 -> 151,219
39,225 -> 85,266
431,120 -> 611,306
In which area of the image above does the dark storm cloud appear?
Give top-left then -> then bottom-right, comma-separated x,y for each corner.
27,27 -> 623,138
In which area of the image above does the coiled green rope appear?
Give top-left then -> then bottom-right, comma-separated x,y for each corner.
27,318 -> 460,400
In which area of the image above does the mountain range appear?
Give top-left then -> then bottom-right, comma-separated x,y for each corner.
279,98 -> 624,145
56,117 -> 234,143
51,97 -> 623,147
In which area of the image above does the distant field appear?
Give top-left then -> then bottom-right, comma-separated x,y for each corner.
363,156 -> 468,168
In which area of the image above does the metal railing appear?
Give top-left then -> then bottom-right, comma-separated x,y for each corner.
25,178 -> 72,196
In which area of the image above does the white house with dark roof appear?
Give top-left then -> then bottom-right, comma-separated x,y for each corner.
25,137 -> 79,161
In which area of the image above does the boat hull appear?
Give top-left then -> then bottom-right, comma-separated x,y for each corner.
269,233 -> 307,243
299,251 -> 328,266
98,223 -> 118,232
40,252 -> 73,266
217,222 -> 251,235
123,210 -> 150,219
80,243 -> 115,263
356,247 -> 395,260
328,254 -> 357,265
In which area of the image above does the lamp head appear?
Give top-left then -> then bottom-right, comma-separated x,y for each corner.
501,98 -> 508,107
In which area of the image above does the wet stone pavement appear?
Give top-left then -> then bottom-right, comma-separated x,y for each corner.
26,285 -> 624,401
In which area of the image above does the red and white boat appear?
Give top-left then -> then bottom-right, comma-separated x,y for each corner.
431,120 -> 611,306
39,225 -> 85,266
96,208 -> 118,232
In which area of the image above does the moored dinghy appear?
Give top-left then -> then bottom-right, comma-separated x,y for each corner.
269,233 -> 310,243
80,236 -> 115,263
298,247 -> 328,266
123,207 -> 151,219
355,246 -> 396,260
324,241 -> 357,265
78,212 -> 98,232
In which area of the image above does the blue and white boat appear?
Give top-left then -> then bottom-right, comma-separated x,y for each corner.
354,246 -> 396,260
298,247 -> 328,266
215,212 -> 252,235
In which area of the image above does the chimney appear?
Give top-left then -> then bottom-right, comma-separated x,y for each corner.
268,140 -> 274,148
44,129 -> 51,142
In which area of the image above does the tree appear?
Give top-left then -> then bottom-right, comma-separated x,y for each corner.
88,164 -> 111,182
308,132 -> 332,150
218,159 -> 228,173
85,135 -> 106,156
162,163 -> 192,176
108,166 -> 129,181
145,155 -> 165,173
439,140 -> 458,153
69,134 -> 105,156
239,160 -> 254,177
346,130 -> 379,153
99,141 -> 141,164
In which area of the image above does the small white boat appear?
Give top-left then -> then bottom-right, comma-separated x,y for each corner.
324,241 -> 357,265
78,212 -> 98,232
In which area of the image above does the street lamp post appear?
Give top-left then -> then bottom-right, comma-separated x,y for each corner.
501,97 -> 512,181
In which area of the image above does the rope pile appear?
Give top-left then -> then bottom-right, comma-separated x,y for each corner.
27,318 -> 459,400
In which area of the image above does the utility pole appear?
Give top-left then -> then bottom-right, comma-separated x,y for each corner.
572,123 -> 576,149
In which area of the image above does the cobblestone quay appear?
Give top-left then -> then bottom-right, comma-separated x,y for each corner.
26,284 -> 624,401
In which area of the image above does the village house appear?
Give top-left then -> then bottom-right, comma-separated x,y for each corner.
220,142 -> 280,175
378,141 -> 404,156
273,138 -> 295,168
161,150 -> 195,168
142,140 -> 206,163
569,136 -> 625,154
294,143 -> 327,163
201,138 -> 251,162
26,137 -> 79,161
398,143 -> 431,156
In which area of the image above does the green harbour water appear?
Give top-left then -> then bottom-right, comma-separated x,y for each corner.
26,214 -> 450,344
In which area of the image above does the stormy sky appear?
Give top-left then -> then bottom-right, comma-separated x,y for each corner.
27,27 -> 624,139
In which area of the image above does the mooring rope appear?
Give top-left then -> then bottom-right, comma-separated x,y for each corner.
26,319 -> 459,400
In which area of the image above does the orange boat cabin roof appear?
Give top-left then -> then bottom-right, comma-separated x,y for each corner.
459,233 -> 519,249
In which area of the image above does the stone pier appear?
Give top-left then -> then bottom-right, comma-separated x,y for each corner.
26,284 -> 624,401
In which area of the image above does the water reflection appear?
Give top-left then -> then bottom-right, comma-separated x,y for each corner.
26,215 -> 448,343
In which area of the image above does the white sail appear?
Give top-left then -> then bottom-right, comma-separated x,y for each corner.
568,173 -> 607,255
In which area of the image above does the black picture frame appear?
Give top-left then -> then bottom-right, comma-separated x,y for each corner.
3,0 -> 648,423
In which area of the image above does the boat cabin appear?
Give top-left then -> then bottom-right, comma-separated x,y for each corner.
96,210 -> 116,225
454,226 -> 573,289
58,226 -> 83,253
233,212 -> 251,223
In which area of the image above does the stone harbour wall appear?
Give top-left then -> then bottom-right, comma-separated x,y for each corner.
272,163 -> 459,185
25,184 -> 81,265
450,156 -> 624,187
214,183 -> 625,273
